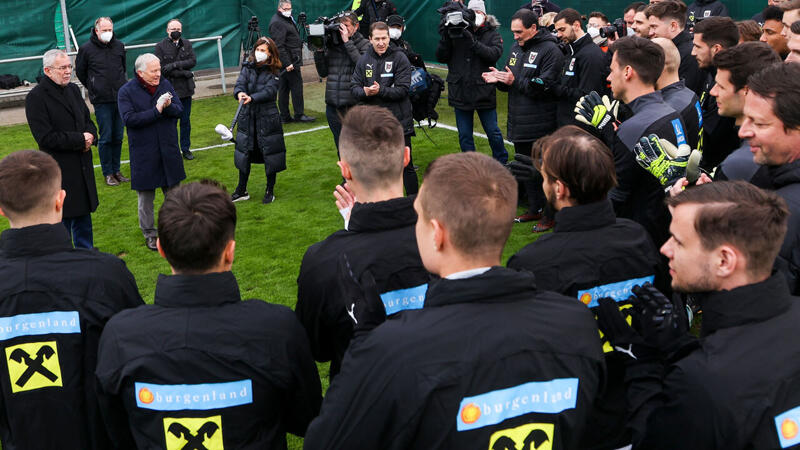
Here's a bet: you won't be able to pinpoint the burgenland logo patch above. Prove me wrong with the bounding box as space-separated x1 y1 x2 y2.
489 422 554 450
456 378 578 432
5 341 63 393
163 415 223 450
135 380 253 411
775 404 800 448
576 275 654 308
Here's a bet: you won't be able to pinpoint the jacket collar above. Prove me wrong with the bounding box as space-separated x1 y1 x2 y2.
553 200 616 233
522 29 555 50
660 79 687 97
767 160 800 189
348 195 417 233
627 90 665 113
89 28 115 48
0 223 74 258
696 274 793 337
425 266 539 308
368 45 395 59
569 33 593 54
153 271 242 308
672 29 692 46
40 77 79 119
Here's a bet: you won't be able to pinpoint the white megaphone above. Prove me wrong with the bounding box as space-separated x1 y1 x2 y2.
215 99 244 141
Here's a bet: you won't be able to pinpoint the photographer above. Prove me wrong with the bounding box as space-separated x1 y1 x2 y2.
354 0 397 39
436 0 508 163
552 8 610 127
313 12 370 152
519 0 562 15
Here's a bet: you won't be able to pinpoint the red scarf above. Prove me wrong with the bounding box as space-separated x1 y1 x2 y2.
136 74 157 95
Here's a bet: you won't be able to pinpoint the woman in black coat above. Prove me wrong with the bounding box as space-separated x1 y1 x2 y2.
232 37 287 204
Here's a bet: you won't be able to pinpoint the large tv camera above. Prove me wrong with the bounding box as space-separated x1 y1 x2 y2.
599 18 627 39
437 1 475 39
299 11 348 50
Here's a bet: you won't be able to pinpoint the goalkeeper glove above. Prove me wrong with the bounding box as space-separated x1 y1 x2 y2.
574 91 620 131
634 134 702 187
506 153 537 183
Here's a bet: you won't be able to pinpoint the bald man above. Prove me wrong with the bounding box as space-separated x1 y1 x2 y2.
653 37 701 149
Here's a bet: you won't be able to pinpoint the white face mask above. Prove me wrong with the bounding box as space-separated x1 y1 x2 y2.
281 9 292 18
99 31 113 43
389 28 402 40
255 51 268 63
627 26 635 36
474 13 485 27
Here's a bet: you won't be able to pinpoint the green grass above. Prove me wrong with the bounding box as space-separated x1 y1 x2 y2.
0 75 539 449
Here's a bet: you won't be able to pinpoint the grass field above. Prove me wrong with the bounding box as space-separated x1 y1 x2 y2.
0 71 541 448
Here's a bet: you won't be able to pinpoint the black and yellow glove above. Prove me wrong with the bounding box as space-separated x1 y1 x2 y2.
574 91 620 131
634 134 702 187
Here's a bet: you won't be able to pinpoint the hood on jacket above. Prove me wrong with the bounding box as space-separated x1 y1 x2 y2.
482 14 500 30
89 27 115 47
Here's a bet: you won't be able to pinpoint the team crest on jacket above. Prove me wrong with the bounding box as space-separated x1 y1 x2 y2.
163 415 223 450
385 61 393 72
5 341 63 393
489 423 554 450
529 52 538 64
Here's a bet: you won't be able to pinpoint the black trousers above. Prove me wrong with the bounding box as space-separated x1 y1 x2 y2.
404 135 418 195
514 141 547 215
279 67 305 120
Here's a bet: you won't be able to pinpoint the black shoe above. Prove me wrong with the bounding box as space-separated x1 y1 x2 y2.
182 150 194 160
145 237 158 251
262 191 275 204
281 116 294 124
295 115 316 123
231 190 250 202
105 175 120 186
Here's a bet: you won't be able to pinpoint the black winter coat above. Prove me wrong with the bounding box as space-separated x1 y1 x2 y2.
661 79 701 149
295 196 429 381
553 33 610 127
351 46 414 136
390 37 425 69
25 77 98 219
154 37 196 98
436 16 504 111
626 275 800 449
314 33 370 108
118 78 186 191
354 0 398 39
96 272 321 449
304 267 604 449
498 30 565 142
233 63 287 175
75 29 127 105
687 0 730 28
0 224 143 450
673 30 704 97
269 13 303 68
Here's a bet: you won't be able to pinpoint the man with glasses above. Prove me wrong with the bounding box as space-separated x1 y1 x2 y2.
25 49 99 249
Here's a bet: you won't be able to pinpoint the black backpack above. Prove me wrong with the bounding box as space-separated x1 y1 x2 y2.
409 67 444 127
0 74 22 90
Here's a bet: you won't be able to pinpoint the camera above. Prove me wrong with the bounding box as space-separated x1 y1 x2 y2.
599 18 627 39
301 12 348 50
437 1 475 39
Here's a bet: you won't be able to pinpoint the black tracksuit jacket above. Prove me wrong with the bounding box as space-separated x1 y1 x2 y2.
698 69 740 170
498 30 565 142
687 0 730 29
0 224 143 450
626 275 800 449
673 30 704 97
95 272 321 449
304 267 605 450
553 33 610 127
508 200 662 449
295 196 429 381
351 46 415 136
661 79 701 150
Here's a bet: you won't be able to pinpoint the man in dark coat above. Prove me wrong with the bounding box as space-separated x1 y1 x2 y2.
26 49 99 249
296 106 429 382
313 12 370 153
269 0 315 123
646 1 704 96
117 53 185 251
154 19 197 161
436 0 508 163
0 150 143 450
351 22 418 195
75 16 129 187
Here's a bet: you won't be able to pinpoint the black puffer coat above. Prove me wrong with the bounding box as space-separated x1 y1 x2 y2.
75 29 127 105
498 29 564 142
436 15 504 110
351 46 414 136
154 37 196 98
233 62 287 175
314 33 370 108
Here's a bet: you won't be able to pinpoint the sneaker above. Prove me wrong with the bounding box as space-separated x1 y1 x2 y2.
262 192 275 204
182 150 194 160
231 190 250 202
105 175 120 186
145 237 158 251
114 172 130 183
532 218 555 233
514 210 542 223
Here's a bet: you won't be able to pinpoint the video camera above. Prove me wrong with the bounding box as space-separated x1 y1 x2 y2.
437 1 475 39
299 11 348 50
599 18 627 39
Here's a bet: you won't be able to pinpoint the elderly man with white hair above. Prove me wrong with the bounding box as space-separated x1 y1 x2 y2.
117 53 185 251
25 49 99 248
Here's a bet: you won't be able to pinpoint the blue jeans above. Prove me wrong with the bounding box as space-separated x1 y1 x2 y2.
94 103 124 176
179 96 192 153
454 107 508 164
62 214 93 249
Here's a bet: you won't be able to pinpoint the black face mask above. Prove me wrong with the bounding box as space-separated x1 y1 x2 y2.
170 31 181 40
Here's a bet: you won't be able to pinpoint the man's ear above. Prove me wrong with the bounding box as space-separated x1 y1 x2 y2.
0 206 6 220
431 218 446 252
338 160 353 181
223 239 236 266
555 179 570 201
403 146 411 168
55 189 66 214
156 238 167 260
715 244 740 278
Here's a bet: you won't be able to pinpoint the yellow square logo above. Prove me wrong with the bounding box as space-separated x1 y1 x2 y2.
488 422 554 450
5 341 63 393
509 58 517 67
163 415 224 450
366 69 373 78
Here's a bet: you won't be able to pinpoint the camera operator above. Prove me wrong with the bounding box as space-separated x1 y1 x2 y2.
587 12 611 50
519 0 562 15
435 0 508 164
387 15 425 69
483 9 564 229
313 12 370 153
552 8 610 127
353 0 397 39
